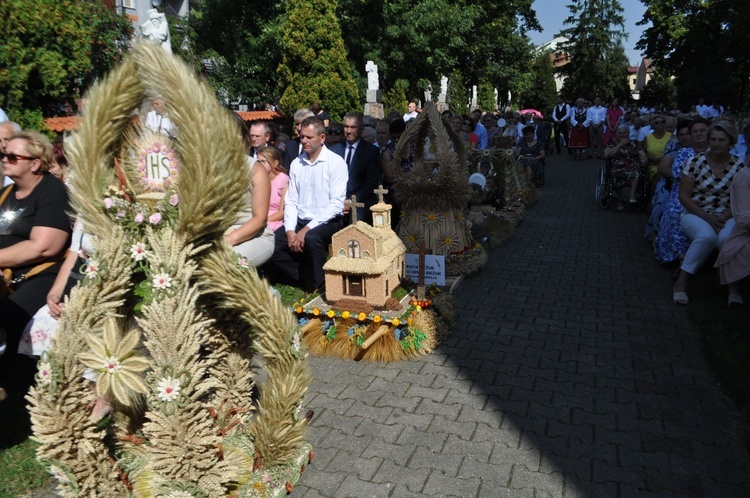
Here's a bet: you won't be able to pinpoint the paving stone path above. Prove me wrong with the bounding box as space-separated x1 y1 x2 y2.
294 153 750 497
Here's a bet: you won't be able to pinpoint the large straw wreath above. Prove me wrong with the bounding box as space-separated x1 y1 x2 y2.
27 42 312 497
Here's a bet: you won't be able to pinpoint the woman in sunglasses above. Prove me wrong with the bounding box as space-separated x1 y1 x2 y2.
0 130 72 399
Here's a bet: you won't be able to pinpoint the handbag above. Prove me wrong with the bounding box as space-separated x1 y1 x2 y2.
0 185 66 300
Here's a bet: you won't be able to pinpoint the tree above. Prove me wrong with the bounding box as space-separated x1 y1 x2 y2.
477 78 496 112
382 79 408 116
0 0 131 121
447 69 468 115
639 70 675 108
556 0 630 102
518 52 558 112
637 0 750 108
277 0 359 120
185 0 284 107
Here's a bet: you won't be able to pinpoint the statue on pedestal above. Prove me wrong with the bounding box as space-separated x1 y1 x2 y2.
141 9 172 54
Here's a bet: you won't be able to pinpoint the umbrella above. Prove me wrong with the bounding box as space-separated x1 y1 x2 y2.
520 109 542 119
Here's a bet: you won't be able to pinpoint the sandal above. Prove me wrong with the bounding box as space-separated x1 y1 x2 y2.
728 294 744 308
673 291 689 306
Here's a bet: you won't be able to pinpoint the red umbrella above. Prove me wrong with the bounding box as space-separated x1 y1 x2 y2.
520 109 542 119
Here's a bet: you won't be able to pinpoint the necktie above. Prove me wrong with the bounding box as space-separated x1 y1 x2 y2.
346 145 354 167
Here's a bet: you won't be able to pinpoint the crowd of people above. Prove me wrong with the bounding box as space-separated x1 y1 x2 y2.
545 96 750 308
1 94 749 402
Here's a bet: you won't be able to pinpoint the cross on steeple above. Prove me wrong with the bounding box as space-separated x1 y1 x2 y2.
373 184 388 204
346 194 365 224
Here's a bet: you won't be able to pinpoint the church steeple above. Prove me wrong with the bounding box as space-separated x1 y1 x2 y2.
371 185 391 229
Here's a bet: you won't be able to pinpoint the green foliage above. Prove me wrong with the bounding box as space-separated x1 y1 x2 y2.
0 440 48 496
557 0 630 102
477 78 496 112
277 0 360 121
0 0 131 116
187 0 284 106
637 0 750 108
7 109 53 138
518 52 558 112
383 79 409 116
447 69 468 115
639 70 675 107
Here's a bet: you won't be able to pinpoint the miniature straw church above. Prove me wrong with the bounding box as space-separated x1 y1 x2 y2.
323 186 406 308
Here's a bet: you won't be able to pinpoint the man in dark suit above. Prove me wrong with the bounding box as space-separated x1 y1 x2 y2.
330 112 382 224
282 108 315 171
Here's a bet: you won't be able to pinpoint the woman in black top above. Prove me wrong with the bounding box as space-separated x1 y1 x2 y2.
0 130 72 396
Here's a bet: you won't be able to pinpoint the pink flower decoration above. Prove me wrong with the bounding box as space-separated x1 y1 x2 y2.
134 213 144 223
169 194 179 206
116 210 126 219
104 197 113 209
149 212 162 225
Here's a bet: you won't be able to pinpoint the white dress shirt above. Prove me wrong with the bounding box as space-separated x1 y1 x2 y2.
284 145 348 232
584 105 606 127
552 104 570 123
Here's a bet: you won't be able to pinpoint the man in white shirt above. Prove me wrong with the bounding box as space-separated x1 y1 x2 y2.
552 95 571 154
144 97 174 137
403 101 418 122
267 116 348 292
585 96 606 158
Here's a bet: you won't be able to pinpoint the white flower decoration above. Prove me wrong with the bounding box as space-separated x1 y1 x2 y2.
238 257 249 269
49 465 70 484
78 319 149 406
130 242 150 261
292 332 302 352
166 492 194 498
37 362 53 386
152 272 172 290
157 376 182 402
83 259 101 280
104 356 121 374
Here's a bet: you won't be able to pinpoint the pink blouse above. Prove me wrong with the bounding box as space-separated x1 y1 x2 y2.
267 172 289 232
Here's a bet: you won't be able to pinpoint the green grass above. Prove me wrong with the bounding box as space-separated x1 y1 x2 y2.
687 268 750 423
0 439 49 497
274 283 308 307
0 360 50 497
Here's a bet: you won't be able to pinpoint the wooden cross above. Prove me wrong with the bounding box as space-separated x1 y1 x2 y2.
346 194 365 224
373 184 388 204
414 240 432 300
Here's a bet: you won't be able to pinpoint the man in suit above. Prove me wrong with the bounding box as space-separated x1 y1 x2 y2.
331 112 382 224
552 95 571 154
282 108 315 171
248 122 272 159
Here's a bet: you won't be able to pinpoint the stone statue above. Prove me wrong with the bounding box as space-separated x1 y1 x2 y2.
141 9 172 54
424 84 432 103
366 61 379 91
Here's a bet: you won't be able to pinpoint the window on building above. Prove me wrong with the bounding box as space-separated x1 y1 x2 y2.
348 240 360 258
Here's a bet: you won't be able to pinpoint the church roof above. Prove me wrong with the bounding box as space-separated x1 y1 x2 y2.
324 222 405 275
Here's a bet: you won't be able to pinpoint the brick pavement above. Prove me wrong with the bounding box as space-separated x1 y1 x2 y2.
294 153 750 497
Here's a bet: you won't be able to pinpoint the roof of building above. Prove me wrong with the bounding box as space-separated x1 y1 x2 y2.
236 110 284 122
45 116 82 132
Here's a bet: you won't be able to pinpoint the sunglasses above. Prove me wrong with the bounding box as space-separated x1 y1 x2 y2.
1 151 36 164
328 129 342 136
653 120 665 125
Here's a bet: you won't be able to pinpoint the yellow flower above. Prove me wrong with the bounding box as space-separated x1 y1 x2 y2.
407 317 413 325
295 306 303 314
313 308 320 316
416 305 422 312
373 315 382 323
392 318 400 326
342 311 351 319
326 310 335 318
357 312 366 321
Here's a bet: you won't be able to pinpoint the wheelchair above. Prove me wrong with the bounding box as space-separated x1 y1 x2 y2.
594 159 649 210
